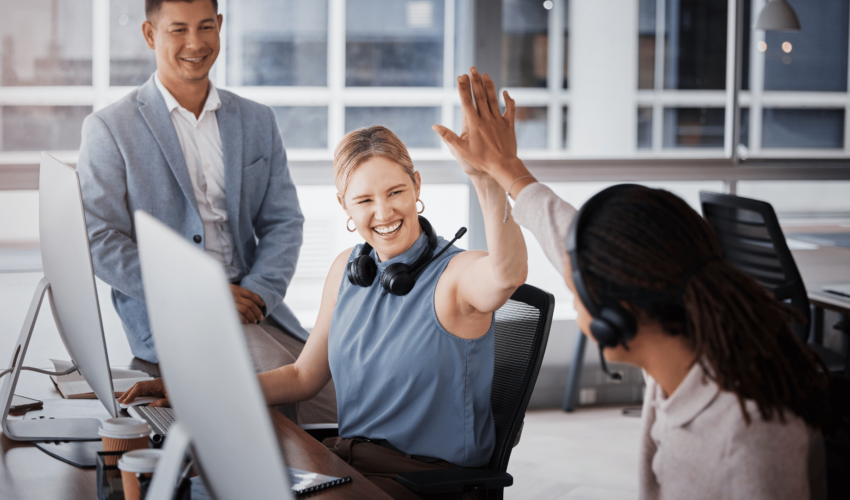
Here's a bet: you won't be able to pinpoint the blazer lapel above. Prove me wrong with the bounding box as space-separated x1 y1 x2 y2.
137 76 200 216
216 91 243 248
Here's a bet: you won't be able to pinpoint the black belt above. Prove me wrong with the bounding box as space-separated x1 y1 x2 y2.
353 437 440 463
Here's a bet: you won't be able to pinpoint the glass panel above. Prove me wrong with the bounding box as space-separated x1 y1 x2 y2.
0 0 93 86
110 0 156 86
638 0 656 89
664 0 727 90
345 107 441 148
637 107 653 149
0 106 91 151
272 107 328 149
346 0 444 87
737 181 850 223
562 106 568 149
563 0 569 89
763 1 848 91
662 107 724 148
762 109 844 149
739 107 749 148
502 0 548 88
516 107 547 149
227 0 328 86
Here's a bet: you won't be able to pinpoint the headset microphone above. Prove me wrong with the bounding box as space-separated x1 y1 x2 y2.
598 345 623 381
410 227 467 281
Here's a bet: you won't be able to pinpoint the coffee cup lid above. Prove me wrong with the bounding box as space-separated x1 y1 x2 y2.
98 417 151 439
118 449 164 473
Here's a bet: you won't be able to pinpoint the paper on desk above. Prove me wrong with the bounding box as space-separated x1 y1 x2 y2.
49 359 154 399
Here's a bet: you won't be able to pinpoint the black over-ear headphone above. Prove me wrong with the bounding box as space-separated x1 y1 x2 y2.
567 184 641 379
347 216 467 296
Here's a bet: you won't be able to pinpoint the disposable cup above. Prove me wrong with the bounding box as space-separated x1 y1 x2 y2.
98 418 151 464
118 449 164 500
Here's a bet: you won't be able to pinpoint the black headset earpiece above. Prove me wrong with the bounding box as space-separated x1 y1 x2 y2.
347 242 378 287
567 184 641 379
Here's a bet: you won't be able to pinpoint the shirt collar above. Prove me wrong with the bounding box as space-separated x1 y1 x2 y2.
657 361 720 428
154 71 222 116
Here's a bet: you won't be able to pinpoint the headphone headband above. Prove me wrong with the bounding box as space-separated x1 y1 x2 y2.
567 184 642 353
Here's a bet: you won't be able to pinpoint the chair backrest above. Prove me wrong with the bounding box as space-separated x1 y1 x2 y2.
488 284 554 472
699 191 810 341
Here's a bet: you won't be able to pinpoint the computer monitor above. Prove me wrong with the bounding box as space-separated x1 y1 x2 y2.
135 211 292 499
0 152 117 441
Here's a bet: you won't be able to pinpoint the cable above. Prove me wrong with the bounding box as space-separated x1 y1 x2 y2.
0 365 78 379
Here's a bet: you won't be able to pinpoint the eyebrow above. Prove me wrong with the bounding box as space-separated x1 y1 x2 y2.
350 183 407 201
168 18 216 27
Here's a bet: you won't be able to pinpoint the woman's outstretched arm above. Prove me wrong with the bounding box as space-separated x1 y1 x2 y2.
432 68 528 323
434 68 577 278
258 248 349 405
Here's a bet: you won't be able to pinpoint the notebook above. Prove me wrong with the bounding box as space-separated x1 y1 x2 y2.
49 359 154 399
288 468 351 495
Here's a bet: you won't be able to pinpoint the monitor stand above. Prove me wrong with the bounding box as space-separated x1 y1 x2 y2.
1 277 103 441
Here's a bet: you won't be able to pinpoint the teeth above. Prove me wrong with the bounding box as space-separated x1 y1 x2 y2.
373 220 402 235
183 57 204 62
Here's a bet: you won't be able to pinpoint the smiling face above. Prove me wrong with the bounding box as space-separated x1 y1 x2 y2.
143 0 221 87
339 156 422 262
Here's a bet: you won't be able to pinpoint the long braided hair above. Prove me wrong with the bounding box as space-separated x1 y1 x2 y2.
578 185 830 428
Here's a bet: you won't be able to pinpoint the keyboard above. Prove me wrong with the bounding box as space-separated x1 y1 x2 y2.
127 405 176 444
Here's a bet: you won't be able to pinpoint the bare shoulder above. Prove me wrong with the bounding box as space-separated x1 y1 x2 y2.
443 249 487 270
328 247 355 281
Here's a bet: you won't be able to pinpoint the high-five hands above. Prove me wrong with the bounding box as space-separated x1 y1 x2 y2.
433 67 537 200
230 284 265 324
118 378 169 408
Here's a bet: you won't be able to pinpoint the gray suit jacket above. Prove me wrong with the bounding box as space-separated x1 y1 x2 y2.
78 75 307 363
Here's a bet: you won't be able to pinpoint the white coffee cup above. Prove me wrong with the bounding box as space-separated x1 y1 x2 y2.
118 448 164 500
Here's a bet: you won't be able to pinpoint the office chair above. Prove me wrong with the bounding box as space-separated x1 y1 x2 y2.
303 284 554 499
699 191 847 374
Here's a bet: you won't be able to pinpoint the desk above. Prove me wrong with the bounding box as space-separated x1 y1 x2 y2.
0 362 391 500
792 244 850 316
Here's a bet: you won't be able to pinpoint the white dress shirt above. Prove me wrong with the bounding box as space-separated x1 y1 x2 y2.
154 73 240 280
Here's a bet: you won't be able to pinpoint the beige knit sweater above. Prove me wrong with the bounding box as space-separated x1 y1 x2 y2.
511 181 826 500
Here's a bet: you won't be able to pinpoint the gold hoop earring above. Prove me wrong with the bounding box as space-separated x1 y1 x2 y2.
346 217 356 232
416 199 425 214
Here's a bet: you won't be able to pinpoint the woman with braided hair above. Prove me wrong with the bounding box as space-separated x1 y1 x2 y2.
433 68 830 499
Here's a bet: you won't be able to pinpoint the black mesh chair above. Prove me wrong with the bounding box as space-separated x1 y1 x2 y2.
303 284 554 499
699 191 846 372
395 284 554 499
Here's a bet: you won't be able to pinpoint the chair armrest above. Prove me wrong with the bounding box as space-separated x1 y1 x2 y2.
396 469 513 494
298 423 339 442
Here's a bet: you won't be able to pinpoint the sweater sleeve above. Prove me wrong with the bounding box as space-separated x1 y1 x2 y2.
510 182 578 277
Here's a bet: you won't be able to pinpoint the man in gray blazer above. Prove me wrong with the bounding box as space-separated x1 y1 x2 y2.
77 0 335 423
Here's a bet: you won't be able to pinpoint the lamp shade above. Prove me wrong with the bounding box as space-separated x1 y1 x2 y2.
755 0 801 31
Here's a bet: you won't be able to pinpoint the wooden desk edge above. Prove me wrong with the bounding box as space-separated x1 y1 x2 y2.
268 410 392 499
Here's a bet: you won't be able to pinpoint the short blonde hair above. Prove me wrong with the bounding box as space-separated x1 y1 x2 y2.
333 126 417 199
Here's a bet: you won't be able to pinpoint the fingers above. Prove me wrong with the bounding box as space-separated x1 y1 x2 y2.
148 398 170 408
231 285 265 308
432 125 462 148
503 90 516 126
469 68 493 120
483 74 501 119
457 74 478 120
118 383 141 404
237 297 263 323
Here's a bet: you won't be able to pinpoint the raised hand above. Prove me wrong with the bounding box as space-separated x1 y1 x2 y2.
433 67 536 199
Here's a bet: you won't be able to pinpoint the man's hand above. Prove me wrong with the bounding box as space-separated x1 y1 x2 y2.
432 67 536 199
118 378 170 408
230 284 265 324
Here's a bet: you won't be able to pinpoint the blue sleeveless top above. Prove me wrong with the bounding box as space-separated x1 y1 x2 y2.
328 232 495 467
